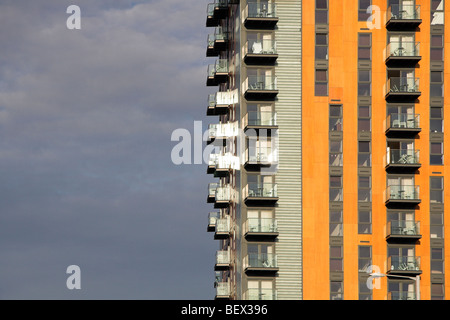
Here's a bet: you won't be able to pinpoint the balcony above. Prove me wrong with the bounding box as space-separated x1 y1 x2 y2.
207 212 219 232
207 59 229 86
206 27 228 57
385 149 421 172
244 218 278 240
214 216 231 239
244 183 278 205
244 289 277 300
384 77 421 101
245 147 278 169
207 122 238 145
214 154 239 177
207 183 219 203
244 2 278 29
387 291 417 300
215 281 231 300
214 185 232 208
244 76 278 100
215 250 231 271
243 111 277 131
386 220 421 241
244 253 278 274
207 91 234 116
206 1 229 27
244 40 278 65
384 113 421 136
207 153 219 174
385 185 421 206
387 256 422 275
386 4 421 30
385 41 421 67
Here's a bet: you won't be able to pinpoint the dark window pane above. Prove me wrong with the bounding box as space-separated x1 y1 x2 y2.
431 142 443 154
315 46 328 59
431 71 443 83
431 177 443 189
431 35 443 47
358 47 371 60
316 70 327 81
359 105 370 117
430 84 443 97
430 119 443 132
315 10 328 24
430 155 443 165
430 48 443 61
358 119 371 131
358 34 371 46
316 33 328 45
359 141 370 153
358 83 371 96
315 82 328 96
316 0 328 9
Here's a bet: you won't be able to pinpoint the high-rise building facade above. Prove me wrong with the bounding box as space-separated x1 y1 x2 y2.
205 0 449 300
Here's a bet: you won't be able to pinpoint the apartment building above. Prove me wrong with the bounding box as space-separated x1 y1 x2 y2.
204 0 449 300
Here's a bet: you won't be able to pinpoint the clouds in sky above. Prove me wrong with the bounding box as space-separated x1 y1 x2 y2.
0 0 216 299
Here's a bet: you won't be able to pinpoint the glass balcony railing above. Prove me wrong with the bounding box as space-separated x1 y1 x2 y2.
385 185 420 202
245 2 277 19
245 253 277 269
385 77 420 95
387 220 421 237
215 282 230 297
216 250 230 265
215 185 232 202
244 39 277 56
208 183 219 198
387 4 421 21
208 122 238 139
245 76 277 91
246 148 278 165
385 113 420 131
388 256 421 273
216 217 230 234
246 218 278 234
243 111 277 127
208 59 229 77
388 291 417 300
385 41 420 58
245 289 277 300
386 149 420 166
207 3 215 16
245 183 278 199
208 212 219 229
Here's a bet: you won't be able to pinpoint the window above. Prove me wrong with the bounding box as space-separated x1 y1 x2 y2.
315 0 328 24
330 176 343 202
431 0 445 25
329 140 343 166
430 71 444 97
430 177 444 203
430 212 444 239
358 0 371 21
358 246 372 272
431 248 444 274
358 70 371 96
358 141 371 167
358 210 372 234
358 105 371 132
330 281 343 300
329 105 343 132
359 276 372 300
330 210 343 237
430 142 444 165
358 176 371 202
431 283 445 300
358 33 372 61
330 245 343 272
315 69 328 96
430 107 443 133
315 33 328 60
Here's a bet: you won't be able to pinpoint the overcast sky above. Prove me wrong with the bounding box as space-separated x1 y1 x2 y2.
0 0 216 299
